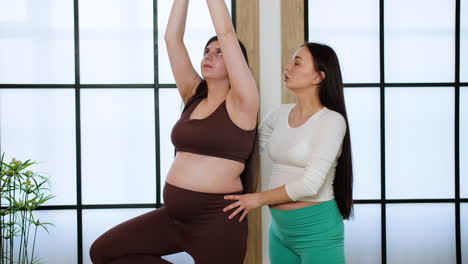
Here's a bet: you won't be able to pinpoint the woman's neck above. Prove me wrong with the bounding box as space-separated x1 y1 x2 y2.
205 78 230 105
293 87 323 117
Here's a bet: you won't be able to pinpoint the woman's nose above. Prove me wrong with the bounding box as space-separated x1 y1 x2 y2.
204 52 214 61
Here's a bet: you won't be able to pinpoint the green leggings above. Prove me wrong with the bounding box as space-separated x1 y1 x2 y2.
268 199 345 264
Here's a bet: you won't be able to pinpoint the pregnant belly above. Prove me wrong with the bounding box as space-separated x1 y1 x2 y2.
165 152 244 194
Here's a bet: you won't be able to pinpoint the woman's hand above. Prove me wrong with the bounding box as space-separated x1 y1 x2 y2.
223 193 263 222
223 187 291 222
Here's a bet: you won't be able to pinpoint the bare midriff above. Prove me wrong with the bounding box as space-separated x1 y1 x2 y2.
165 151 244 194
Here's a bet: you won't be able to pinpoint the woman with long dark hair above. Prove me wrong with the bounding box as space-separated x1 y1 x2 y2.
89 0 258 263
224 42 353 264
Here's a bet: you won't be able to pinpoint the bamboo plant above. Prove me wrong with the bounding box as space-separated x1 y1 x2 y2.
0 153 55 264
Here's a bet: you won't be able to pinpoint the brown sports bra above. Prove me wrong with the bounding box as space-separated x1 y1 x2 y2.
171 97 257 164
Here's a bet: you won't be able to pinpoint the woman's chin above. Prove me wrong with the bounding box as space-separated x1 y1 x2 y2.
284 82 295 90
203 74 229 81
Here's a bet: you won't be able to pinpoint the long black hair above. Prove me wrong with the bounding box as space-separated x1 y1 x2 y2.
302 42 354 219
181 36 258 194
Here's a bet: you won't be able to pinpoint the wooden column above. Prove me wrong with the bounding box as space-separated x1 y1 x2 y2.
281 0 305 104
235 1 261 264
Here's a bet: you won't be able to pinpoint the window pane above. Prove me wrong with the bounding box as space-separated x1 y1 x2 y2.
79 0 154 84
0 89 77 205
345 204 381 264
157 0 232 84
82 208 153 264
461 0 468 82
159 88 183 202
81 89 156 204
462 88 468 198
19 210 78 264
387 204 456 264
462 203 468 264
385 0 454 82
308 0 379 83
0 0 75 83
343 88 381 199
385 87 454 199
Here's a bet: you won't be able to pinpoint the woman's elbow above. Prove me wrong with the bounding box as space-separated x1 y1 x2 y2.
164 31 183 44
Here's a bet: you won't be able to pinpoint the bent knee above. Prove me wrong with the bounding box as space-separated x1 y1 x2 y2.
89 235 113 263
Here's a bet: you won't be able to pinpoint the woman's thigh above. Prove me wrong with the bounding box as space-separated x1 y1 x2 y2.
89 207 183 263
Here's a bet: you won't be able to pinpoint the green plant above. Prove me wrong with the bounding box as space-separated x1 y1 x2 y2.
0 153 55 264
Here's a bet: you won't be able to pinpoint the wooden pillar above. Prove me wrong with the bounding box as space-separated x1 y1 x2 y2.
236 0 306 262
235 1 261 264
281 0 305 104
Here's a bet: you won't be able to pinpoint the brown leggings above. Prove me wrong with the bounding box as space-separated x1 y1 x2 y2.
89 183 248 264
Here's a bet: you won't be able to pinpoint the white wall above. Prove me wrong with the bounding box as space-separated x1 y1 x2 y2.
259 1 282 263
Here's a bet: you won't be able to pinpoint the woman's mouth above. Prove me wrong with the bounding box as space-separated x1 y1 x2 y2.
203 64 213 69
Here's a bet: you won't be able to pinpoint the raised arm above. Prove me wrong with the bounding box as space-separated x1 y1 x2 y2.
164 0 201 104
206 0 259 118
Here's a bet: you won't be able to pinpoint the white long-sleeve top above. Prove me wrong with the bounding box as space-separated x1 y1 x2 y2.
259 104 346 202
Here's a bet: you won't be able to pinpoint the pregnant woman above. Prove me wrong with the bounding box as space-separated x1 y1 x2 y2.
89 0 258 263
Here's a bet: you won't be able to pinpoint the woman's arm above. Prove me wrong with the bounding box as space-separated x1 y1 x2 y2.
164 0 201 104
206 0 259 123
285 114 346 201
224 113 347 221
258 106 281 153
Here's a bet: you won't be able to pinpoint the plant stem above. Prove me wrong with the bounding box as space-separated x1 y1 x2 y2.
30 225 38 264
9 176 13 264
24 212 32 264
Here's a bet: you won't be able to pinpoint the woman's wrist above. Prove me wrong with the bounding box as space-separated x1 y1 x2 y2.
257 192 267 207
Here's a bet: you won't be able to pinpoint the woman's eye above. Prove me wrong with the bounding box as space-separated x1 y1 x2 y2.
217 51 223 56
294 62 299 65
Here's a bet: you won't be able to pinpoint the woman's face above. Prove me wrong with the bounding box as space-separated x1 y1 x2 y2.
200 40 228 80
283 46 324 91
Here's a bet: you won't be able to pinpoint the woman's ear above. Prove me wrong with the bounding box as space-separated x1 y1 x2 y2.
319 71 326 80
